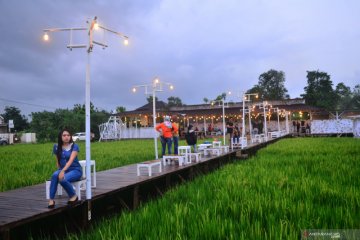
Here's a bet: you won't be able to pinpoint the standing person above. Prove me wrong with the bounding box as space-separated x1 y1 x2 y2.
233 124 240 143
296 121 301 136
185 125 197 152
172 116 180 155
292 121 296 132
48 128 82 208
258 119 263 134
226 117 234 144
156 116 178 156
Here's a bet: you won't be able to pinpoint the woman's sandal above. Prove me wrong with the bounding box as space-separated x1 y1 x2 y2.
67 196 78 205
48 200 55 209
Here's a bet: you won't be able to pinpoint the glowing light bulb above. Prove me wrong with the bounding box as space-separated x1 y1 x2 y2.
43 33 49 41
94 23 99 30
124 39 129 46
132 87 136 93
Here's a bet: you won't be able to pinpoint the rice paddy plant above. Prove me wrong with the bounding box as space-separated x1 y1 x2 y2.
63 138 359 240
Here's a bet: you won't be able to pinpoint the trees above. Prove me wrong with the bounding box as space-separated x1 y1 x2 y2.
334 82 352 110
301 70 337 110
248 69 289 100
167 96 183 107
302 71 359 110
215 93 227 101
29 104 110 142
203 98 209 104
350 84 360 110
146 96 158 104
116 106 126 113
1 106 29 132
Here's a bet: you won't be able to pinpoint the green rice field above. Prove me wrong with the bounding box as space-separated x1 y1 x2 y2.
1 138 359 239
62 138 359 240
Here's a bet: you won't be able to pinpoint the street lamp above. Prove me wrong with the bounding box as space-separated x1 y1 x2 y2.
132 77 173 159
257 101 270 140
43 16 128 202
210 91 231 145
241 92 258 148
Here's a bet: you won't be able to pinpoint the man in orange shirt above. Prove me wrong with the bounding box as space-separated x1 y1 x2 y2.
155 116 178 156
172 115 180 155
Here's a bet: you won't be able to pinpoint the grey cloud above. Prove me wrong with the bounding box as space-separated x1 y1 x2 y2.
1 0 359 117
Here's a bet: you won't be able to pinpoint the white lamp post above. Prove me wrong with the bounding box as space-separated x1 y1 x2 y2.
43 16 128 202
211 91 231 145
203 117 207 136
269 107 281 132
132 78 173 159
285 111 290 133
241 93 258 148
257 101 270 140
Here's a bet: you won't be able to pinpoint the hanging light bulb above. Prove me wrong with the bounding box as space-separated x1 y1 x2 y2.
43 32 49 41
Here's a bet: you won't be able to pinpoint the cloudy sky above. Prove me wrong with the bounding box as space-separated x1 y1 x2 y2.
0 0 359 118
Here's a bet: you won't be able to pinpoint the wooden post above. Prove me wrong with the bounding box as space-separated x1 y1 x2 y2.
133 185 139 209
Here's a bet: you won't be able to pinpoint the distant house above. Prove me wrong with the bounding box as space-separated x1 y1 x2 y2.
0 116 8 133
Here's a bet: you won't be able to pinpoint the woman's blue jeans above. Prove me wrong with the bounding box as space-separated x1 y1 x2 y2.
160 137 173 155
49 168 82 199
173 136 179 154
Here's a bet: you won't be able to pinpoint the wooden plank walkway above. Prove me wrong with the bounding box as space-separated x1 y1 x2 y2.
0 136 286 239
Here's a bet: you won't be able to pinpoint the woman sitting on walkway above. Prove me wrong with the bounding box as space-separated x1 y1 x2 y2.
48 128 82 209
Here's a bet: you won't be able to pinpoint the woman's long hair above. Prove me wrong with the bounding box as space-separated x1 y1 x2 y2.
56 128 74 162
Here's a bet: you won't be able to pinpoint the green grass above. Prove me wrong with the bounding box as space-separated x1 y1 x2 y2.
59 138 359 240
0 139 194 192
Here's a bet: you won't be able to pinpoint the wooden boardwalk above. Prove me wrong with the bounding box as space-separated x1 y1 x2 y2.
0 136 284 239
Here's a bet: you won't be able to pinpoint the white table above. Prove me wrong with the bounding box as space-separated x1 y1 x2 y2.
212 141 222 148
198 143 212 150
162 155 185 166
178 146 191 164
137 160 162 176
203 148 221 157
218 145 229 154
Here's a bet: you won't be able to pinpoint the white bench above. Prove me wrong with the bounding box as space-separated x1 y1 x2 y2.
188 152 202 163
46 177 86 200
218 145 229 154
79 160 96 188
268 131 281 139
252 134 263 143
137 160 162 176
203 148 221 157
162 155 185 166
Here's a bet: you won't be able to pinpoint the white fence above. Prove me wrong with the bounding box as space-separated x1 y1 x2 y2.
0 133 36 144
120 127 159 139
311 119 353 134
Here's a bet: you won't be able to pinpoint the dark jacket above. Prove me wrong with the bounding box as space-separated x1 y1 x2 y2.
185 130 197 145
